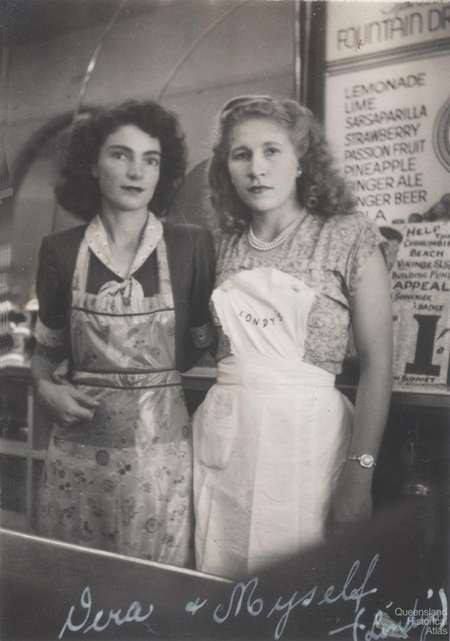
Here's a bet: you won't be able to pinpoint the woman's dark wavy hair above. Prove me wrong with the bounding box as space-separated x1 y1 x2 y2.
55 100 187 220
209 95 356 234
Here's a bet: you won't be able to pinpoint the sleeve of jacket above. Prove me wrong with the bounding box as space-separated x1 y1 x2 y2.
34 235 69 349
189 226 216 350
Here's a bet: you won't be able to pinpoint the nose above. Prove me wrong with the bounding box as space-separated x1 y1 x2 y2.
127 159 144 179
248 152 266 178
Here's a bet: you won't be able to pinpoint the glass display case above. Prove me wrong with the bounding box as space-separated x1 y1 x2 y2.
0 366 47 531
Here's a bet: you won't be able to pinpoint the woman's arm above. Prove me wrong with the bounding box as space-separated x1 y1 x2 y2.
32 344 98 426
32 235 98 426
332 248 393 525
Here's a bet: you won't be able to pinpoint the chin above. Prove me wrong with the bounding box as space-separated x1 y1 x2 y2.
117 199 150 212
248 204 279 215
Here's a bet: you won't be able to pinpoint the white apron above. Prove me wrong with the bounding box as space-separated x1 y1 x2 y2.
194 266 352 579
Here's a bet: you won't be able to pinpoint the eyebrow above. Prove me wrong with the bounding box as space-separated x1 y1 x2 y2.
230 140 283 150
107 144 161 156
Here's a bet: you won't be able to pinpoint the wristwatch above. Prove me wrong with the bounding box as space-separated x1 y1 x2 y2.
348 454 376 469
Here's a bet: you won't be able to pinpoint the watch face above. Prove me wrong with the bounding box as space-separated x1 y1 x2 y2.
360 454 375 468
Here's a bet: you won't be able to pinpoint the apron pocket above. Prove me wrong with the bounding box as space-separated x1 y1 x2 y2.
194 386 237 470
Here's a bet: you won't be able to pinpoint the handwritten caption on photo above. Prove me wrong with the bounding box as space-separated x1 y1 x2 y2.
59 553 447 640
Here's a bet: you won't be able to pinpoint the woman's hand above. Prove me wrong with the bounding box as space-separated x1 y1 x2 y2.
330 463 373 531
36 379 99 427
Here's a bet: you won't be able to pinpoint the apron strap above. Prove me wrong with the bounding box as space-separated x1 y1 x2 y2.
154 233 175 309
72 236 91 294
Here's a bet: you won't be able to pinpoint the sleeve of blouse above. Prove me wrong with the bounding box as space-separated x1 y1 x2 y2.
35 236 68 349
345 217 389 299
189 227 216 349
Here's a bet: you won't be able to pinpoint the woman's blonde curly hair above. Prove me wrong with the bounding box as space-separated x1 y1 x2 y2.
208 95 356 234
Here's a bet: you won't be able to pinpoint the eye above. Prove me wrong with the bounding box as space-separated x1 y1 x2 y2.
145 156 160 167
230 150 250 161
265 146 280 157
110 150 127 160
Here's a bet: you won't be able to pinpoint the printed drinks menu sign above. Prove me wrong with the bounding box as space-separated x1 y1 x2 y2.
325 2 450 227
391 221 450 392
325 54 450 227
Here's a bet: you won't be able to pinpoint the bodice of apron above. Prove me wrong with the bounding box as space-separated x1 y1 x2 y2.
212 266 334 387
70 232 179 387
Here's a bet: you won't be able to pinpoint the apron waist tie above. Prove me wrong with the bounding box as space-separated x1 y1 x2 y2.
216 355 335 389
72 368 182 389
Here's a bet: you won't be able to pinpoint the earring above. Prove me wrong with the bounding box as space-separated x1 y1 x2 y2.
297 165 302 177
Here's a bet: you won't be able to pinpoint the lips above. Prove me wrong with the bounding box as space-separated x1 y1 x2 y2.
248 185 272 193
121 185 144 193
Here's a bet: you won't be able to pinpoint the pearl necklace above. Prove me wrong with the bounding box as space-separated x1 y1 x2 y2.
247 216 304 252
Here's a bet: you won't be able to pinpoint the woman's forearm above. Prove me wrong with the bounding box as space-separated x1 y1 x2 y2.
31 343 98 424
347 249 393 465
348 354 392 461
331 353 392 524
31 343 67 391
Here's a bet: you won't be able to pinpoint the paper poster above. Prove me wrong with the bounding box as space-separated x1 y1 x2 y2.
391 221 450 392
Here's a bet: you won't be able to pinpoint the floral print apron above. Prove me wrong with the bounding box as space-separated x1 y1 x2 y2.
37 216 192 566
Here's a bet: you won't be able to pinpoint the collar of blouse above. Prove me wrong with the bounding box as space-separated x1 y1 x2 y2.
84 212 163 279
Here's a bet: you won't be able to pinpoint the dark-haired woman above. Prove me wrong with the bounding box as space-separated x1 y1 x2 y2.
32 100 214 565
193 96 392 578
